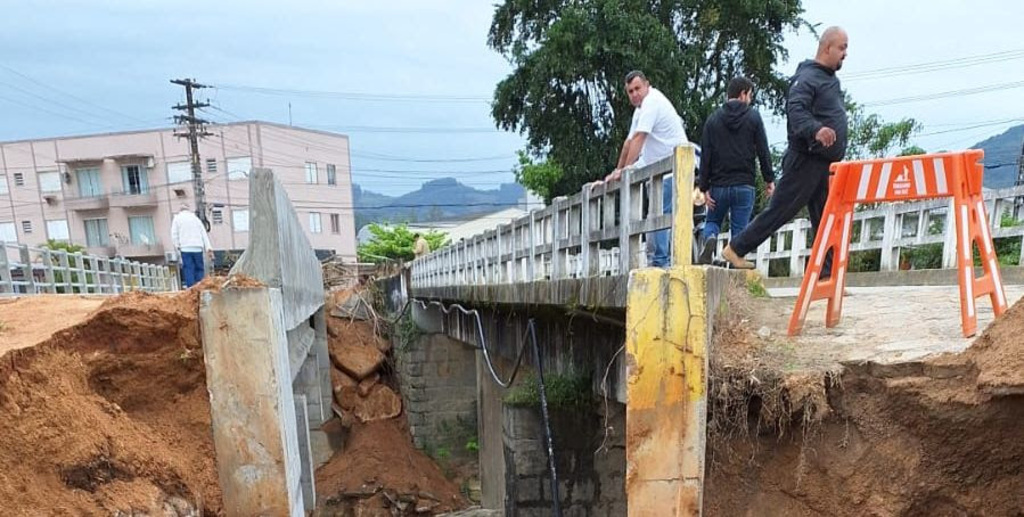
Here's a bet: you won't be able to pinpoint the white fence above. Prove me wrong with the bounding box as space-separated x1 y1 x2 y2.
410 147 1024 286
411 148 688 288
0 241 178 294
735 184 1024 277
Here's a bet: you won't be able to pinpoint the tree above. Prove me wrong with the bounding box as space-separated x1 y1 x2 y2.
514 150 564 203
489 0 807 198
357 224 448 263
42 239 85 254
844 97 922 160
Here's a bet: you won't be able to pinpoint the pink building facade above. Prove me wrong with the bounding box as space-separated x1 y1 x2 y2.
0 121 356 263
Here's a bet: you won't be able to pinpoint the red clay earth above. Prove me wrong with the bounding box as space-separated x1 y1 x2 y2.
0 280 465 516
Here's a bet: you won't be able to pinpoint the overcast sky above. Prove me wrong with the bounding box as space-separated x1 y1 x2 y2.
1 1 1020 196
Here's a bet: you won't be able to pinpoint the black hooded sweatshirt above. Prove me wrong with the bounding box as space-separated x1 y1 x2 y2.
698 99 774 192
786 59 849 163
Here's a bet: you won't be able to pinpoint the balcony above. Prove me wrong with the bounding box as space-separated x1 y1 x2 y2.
65 195 110 211
109 190 159 208
85 245 117 257
116 242 164 258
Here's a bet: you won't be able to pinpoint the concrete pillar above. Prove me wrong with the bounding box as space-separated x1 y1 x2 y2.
199 287 304 517
477 353 507 511
625 266 719 517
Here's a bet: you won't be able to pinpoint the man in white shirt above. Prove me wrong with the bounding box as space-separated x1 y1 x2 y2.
170 203 213 288
603 70 689 266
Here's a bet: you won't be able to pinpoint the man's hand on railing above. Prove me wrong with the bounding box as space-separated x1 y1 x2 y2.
603 168 623 183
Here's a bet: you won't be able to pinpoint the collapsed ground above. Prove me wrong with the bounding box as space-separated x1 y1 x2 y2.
0 280 467 516
704 275 1024 516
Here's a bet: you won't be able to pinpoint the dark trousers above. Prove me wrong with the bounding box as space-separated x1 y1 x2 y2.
729 149 833 276
181 251 205 288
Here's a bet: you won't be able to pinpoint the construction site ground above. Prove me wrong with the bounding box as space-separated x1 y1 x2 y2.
2 278 1024 515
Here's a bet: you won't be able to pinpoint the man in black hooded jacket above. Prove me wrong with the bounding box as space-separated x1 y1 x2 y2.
697 76 775 264
722 26 849 275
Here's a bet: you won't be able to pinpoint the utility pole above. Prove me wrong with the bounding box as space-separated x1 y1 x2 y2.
171 78 213 228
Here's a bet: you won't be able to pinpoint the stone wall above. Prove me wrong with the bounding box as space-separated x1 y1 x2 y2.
502 401 626 516
397 332 479 452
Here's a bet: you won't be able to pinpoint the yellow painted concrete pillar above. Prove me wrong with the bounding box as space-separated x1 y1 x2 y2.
626 144 708 516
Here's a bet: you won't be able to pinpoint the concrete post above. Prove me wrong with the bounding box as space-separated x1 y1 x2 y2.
880 205 898 271
199 287 304 517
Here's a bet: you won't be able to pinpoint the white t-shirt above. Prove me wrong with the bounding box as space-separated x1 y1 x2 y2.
629 87 689 168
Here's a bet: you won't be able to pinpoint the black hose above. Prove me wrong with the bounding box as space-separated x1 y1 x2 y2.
529 320 563 517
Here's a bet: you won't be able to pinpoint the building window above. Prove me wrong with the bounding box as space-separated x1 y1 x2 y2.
227 156 252 181
309 212 322 234
233 209 249 232
0 222 16 243
121 165 149 195
167 161 192 184
22 220 32 234
46 219 70 241
84 218 109 247
212 208 224 225
0 175 8 195
305 162 318 184
206 158 218 173
128 216 156 245
327 164 337 186
13 173 24 186
38 171 62 193
330 213 340 234
76 168 103 197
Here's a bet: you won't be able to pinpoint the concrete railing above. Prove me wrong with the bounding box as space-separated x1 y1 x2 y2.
729 184 1024 277
199 168 333 516
411 146 694 288
411 155 1024 285
0 241 178 295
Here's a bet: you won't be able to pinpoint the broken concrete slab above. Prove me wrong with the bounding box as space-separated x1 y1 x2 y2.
329 340 385 380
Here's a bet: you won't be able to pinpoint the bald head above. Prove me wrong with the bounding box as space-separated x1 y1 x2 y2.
816 26 848 71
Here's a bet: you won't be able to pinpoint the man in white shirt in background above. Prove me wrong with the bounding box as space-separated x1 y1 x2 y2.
603 70 689 267
171 203 213 288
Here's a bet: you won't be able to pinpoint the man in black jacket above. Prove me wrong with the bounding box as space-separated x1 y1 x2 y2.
722 26 849 273
697 76 775 264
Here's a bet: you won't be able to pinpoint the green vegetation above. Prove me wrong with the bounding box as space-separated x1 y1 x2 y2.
357 223 447 263
504 371 592 410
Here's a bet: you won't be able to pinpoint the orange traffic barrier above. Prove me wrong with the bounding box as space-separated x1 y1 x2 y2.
789 150 1008 337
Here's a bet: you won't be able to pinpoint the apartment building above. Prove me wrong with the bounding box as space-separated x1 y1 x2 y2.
0 121 356 263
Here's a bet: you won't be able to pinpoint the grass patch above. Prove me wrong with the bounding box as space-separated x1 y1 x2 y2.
746 275 769 298
504 371 592 410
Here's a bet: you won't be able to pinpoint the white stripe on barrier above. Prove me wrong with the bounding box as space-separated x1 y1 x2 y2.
933 158 948 195
875 162 893 200
815 214 835 267
857 163 873 201
840 211 852 260
960 204 975 319
990 258 1007 308
800 271 819 319
834 267 846 318
912 160 927 196
976 201 994 255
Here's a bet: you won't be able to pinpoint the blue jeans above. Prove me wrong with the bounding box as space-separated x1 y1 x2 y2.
649 176 673 267
181 251 205 288
703 185 756 240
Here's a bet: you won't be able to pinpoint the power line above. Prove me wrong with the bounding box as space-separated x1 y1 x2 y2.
0 63 154 124
864 80 1024 107
844 48 1024 81
210 83 490 103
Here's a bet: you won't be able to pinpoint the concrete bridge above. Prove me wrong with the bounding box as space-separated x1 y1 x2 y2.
401 146 1024 516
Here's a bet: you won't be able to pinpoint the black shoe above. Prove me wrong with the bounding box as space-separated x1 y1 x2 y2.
698 239 716 265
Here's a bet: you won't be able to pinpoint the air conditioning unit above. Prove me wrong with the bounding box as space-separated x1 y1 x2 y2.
165 251 179 264
62 172 72 184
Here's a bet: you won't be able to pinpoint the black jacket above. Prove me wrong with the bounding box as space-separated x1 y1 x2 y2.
787 59 849 162
698 100 774 192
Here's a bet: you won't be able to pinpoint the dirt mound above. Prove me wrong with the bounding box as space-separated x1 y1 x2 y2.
0 288 218 515
316 418 466 515
705 286 1024 516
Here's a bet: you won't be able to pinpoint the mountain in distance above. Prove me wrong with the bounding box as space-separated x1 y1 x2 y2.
354 178 526 228
970 123 1023 189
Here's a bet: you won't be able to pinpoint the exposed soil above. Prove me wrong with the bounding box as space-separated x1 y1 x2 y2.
0 295 105 355
0 279 466 516
704 276 1024 516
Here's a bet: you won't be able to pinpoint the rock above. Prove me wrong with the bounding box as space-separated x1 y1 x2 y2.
337 386 361 411
357 373 380 397
758 326 772 339
331 367 358 394
353 384 402 422
329 340 385 380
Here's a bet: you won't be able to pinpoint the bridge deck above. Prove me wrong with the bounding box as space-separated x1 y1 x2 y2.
754 285 1024 369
